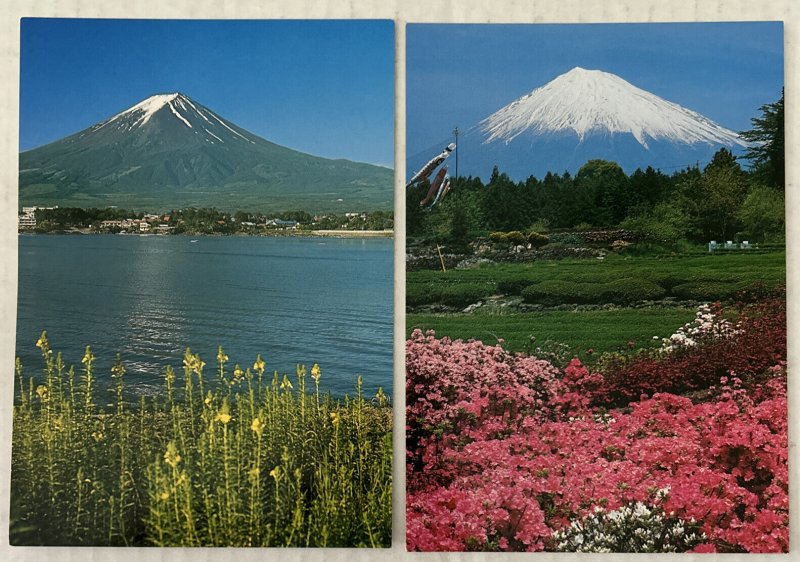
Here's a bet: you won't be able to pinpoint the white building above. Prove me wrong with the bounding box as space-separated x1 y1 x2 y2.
18 206 56 228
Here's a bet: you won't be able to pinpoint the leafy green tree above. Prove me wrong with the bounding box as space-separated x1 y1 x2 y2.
575 160 629 226
538 171 574 228
482 166 522 231
628 166 669 209
621 201 692 245
447 203 471 251
740 90 784 190
406 183 429 238
737 185 785 242
698 149 750 241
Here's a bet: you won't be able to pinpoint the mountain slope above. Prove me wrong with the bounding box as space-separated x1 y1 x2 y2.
410 67 748 181
20 93 393 212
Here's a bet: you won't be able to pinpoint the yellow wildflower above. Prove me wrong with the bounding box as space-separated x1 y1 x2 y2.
159 492 170 501
92 431 104 442
183 349 205 375
269 467 281 480
280 375 293 390
253 355 265 375
233 364 244 380
216 346 228 364
111 361 126 379
311 363 321 382
81 347 94 365
35 385 48 400
164 441 181 468
250 417 264 436
35 332 46 349
214 398 232 424
330 411 341 427
248 467 260 481
204 392 213 406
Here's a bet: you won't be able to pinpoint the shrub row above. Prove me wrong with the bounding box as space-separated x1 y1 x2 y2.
576 229 638 243
412 278 780 307
407 282 496 307
670 281 752 301
521 278 666 306
497 277 781 305
489 231 550 248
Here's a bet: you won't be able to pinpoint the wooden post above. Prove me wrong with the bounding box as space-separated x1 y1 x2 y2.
436 243 447 273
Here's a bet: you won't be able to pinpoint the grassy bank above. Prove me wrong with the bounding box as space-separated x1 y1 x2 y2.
408 307 697 360
11 334 392 547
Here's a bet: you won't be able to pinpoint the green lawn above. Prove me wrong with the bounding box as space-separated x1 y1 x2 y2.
407 307 698 360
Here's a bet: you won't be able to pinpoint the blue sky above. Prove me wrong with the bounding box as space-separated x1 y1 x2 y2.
20 19 394 167
407 22 783 157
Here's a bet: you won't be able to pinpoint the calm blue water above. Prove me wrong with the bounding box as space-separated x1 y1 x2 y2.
16 234 393 398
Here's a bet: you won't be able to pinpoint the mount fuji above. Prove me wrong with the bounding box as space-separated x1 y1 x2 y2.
20 93 393 212
411 67 749 181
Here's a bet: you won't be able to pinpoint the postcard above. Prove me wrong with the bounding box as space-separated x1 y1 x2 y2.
405 22 786 553
11 18 394 547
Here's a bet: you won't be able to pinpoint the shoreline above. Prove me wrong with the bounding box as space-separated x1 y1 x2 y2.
19 228 394 239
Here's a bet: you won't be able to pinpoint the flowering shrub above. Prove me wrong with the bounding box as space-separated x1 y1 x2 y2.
660 302 739 352
523 336 575 369
406 330 787 553
598 296 785 405
552 494 708 553
406 329 560 480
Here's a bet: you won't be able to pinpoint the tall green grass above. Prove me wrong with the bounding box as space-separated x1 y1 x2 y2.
10 333 392 547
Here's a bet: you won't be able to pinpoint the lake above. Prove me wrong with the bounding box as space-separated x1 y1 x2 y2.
16 234 393 398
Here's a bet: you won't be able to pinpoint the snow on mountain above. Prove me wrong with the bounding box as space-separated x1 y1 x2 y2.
406 67 749 181
95 93 185 130
89 92 256 145
480 67 747 149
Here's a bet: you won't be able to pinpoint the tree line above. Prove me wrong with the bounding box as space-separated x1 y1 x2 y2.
27 207 393 234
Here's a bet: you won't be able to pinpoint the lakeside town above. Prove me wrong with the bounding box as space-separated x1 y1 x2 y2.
18 206 394 236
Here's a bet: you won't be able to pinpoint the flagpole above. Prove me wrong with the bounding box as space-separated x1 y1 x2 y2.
453 126 459 179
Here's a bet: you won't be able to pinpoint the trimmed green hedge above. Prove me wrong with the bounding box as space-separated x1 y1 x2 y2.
440 283 495 307
670 281 750 301
497 276 537 295
521 280 591 306
521 278 665 306
406 283 442 306
597 278 666 305
407 282 495 307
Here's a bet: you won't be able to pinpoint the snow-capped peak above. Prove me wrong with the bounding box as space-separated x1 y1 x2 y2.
479 67 747 149
88 92 256 145
95 93 190 130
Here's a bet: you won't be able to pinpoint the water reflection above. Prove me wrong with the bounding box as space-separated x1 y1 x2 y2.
16 235 393 397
